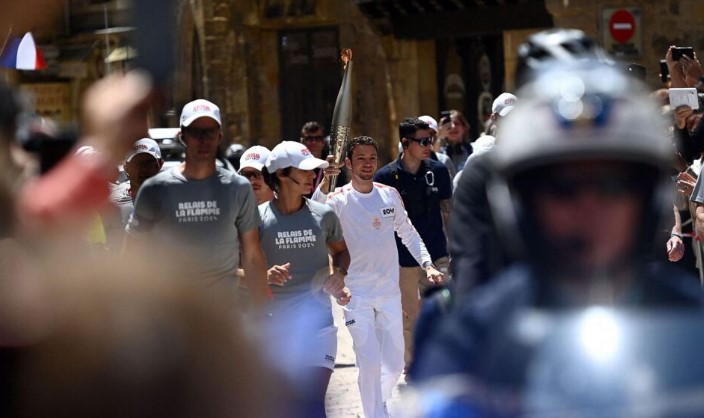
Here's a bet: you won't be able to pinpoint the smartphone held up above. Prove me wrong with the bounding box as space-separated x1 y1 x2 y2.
659 59 669 83
439 110 451 126
672 47 695 62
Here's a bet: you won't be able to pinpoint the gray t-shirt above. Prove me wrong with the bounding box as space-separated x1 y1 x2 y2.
126 166 260 286
259 198 344 328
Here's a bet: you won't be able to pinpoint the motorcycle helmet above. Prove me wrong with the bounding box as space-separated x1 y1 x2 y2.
489 61 673 267
515 28 614 88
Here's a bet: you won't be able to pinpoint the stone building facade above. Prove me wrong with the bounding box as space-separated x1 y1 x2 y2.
182 0 704 160
543 0 704 89
4 0 703 162
176 0 436 161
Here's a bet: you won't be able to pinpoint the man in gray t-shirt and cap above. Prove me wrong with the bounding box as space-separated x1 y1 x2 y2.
125 99 269 306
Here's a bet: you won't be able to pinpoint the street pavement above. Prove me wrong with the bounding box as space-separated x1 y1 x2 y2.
326 302 407 417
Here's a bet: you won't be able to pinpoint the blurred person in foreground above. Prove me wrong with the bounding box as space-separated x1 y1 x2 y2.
14 72 153 238
259 141 351 417
0 248 286 418
0 74 288 417
443 28 616 300
0 72 157 358
409 62 704 416
124 99 269 309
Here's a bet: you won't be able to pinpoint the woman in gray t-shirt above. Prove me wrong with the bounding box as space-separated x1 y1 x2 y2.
258 141 351 416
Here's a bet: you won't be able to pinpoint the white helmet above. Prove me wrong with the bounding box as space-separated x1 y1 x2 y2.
488 61 674 260
515 28 614 88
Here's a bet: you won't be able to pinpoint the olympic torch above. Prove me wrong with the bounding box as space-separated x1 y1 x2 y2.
327 49 353 190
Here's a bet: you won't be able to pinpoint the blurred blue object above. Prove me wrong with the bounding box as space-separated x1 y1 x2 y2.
407 308 704 418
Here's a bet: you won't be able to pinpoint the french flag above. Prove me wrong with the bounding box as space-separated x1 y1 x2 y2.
0 32 47 70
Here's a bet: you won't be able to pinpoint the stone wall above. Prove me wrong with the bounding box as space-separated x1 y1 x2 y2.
177 0 436 161
382 38 438 159
501 1 704 92
3 1 65 40
188 0 704 155
544 0 704 88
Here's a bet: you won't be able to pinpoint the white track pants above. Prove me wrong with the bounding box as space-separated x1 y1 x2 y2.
344 294 404 418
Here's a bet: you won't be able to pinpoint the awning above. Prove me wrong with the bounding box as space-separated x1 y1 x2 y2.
356 0 553 39
104 46 138 63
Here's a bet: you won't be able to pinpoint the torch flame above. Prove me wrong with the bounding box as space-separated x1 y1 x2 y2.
341 48 352 68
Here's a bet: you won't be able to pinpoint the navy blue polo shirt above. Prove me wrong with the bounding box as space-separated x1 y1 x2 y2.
374 156 452 267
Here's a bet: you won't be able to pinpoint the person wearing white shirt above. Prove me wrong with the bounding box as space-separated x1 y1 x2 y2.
314 136 444 418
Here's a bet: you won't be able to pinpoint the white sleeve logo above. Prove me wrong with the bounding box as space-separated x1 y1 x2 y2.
380 206 395 218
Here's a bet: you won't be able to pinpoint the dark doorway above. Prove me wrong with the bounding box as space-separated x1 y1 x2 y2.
436 35 505 140
279 27 341 142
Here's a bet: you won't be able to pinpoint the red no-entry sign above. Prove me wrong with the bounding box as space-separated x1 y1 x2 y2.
602 7 642 57
609 9 636 44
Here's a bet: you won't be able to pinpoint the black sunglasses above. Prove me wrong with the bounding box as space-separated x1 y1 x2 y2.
240 170 263 180
407 136 435 147
302 135 325 142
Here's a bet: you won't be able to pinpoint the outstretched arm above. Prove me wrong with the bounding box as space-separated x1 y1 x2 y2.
18 72 153 230
667 205 685 262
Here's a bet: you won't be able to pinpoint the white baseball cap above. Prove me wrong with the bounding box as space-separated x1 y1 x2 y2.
239 145 270 172
265 141 329 172
418 115 438 133
492 93 518 117
126 138 162 162
180 99 222 127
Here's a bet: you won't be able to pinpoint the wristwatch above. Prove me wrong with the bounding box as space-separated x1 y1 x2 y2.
422 260 436 271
